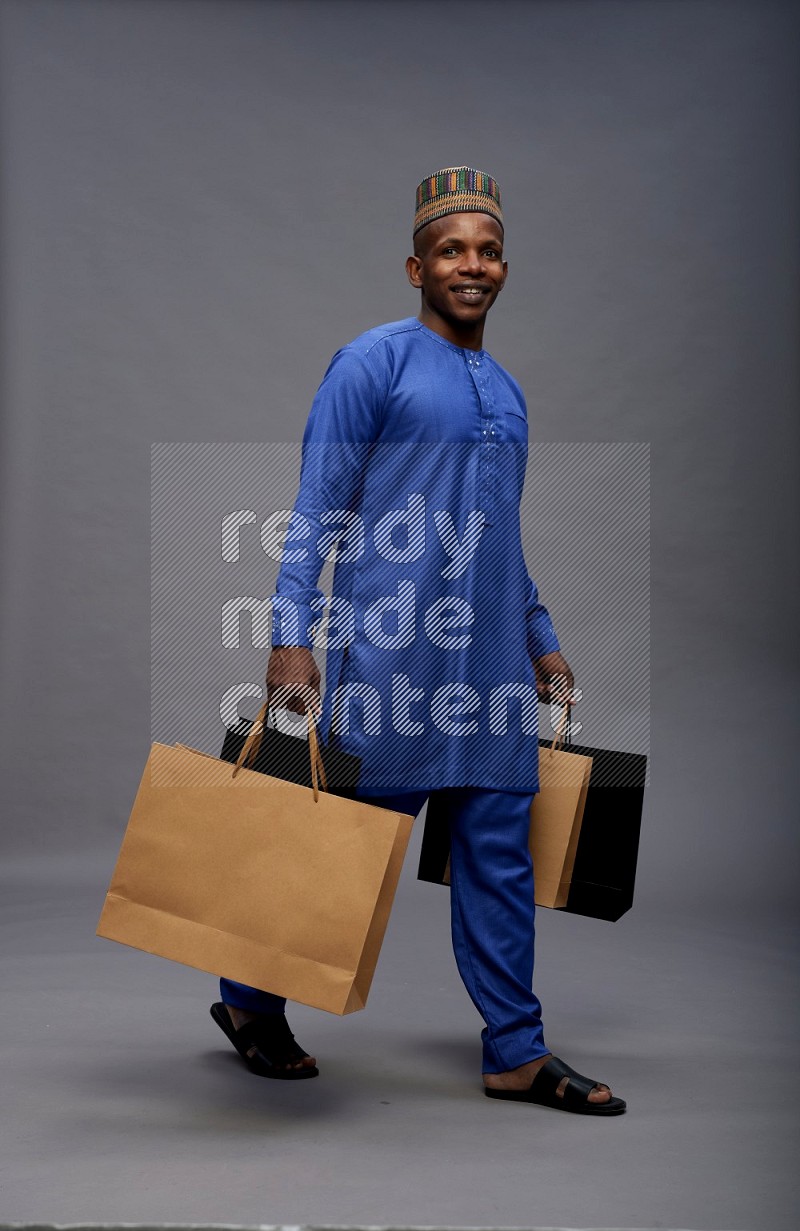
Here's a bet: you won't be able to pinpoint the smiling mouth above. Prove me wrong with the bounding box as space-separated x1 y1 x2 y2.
451 286 489 298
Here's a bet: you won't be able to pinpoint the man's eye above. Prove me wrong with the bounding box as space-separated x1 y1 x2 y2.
484 249 499 258
442 247 457 255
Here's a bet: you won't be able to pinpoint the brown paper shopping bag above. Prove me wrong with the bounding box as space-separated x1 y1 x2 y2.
429 706 593 908
96 708 415 1014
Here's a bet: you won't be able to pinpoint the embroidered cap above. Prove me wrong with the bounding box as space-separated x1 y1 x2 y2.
413 166 503 236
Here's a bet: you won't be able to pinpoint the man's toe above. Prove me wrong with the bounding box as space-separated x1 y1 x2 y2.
589 1083 611 1102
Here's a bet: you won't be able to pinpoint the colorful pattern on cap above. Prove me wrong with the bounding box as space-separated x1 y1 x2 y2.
413 166 503 235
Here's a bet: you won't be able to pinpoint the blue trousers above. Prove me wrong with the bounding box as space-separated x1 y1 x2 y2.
220 786 548 1074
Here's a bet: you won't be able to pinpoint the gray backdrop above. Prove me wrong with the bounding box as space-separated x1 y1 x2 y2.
1 3 799 1229
1 0 796 908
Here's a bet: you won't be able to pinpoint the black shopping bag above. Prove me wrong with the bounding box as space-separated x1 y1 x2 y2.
418 721 646 922
550 734 646 921
220 704 361 797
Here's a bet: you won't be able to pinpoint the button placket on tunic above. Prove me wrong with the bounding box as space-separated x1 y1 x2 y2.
467 350 497 527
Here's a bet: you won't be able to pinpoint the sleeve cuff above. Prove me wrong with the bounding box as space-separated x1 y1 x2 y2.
270 599 318 649
527 621 561 661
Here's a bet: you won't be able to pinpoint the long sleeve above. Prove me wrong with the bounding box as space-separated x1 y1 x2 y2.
270 347 385 648
524 574 560 660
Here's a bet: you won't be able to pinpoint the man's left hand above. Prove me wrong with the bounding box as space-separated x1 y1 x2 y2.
532 650 575 705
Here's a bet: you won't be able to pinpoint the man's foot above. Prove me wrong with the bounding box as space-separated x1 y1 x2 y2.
225 1004 317 1071
483 1051 612 1103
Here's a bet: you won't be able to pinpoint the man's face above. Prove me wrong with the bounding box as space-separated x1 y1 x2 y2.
406 213 508 326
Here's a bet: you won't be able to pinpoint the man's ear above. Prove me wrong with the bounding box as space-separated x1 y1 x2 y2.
405 253 423 288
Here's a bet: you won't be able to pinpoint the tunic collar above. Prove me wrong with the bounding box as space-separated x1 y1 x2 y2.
414 318 488 360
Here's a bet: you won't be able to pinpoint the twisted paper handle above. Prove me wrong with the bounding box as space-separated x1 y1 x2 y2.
232 698 328 801
546 696 575 759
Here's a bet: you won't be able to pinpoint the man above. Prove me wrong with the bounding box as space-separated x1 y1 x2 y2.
210 167 626 1115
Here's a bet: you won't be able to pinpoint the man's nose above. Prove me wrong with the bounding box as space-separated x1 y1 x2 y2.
458 250 485 275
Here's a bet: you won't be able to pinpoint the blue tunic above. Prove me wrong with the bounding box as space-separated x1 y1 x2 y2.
269 317 560 793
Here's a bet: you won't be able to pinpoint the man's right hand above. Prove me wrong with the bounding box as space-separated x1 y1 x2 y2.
265 646 321 716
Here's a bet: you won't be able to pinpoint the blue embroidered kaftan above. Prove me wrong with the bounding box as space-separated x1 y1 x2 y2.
269 317 560 793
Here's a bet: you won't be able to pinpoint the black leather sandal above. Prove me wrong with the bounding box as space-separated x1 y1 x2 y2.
210 1002 319 1079
484 1055 626 1114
